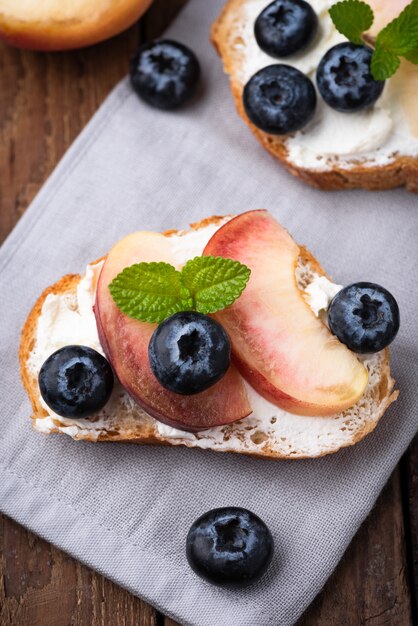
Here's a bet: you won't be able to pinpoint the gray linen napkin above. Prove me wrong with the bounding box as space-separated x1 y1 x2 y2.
1 1 417 624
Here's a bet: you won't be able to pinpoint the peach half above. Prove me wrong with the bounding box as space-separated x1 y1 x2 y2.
0 0 153 51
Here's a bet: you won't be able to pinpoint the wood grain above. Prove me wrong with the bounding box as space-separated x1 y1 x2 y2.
0 515 158 626
298 467 413 626
0 25 142 244
0 0 416 624
403 438 418 617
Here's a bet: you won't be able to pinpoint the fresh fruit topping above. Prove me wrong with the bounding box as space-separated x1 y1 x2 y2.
255 0 318 58
109 255 250 323
328 282 400 353
316 43 385 112
186 508 274 587
204 210 369 416
95 230 251 431
329 0 418 80
39 346 114 419
149 311 231 395
130 39 200 110
243 65 317 134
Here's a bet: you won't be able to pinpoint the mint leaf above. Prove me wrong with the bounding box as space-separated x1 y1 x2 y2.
376 0 418 55
109 262 193 324
329 0 374 45
371 43 400 80
404 46 418 63
370 0 418 78
181 256 251 314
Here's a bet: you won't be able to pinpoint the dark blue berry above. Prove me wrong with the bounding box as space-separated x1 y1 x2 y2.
255 0 318 58
243 64 316 134
328 283 400 353
186 507 274 587
39 346 114 418
316 43 385 112
130 39 200 110
148 312 230 395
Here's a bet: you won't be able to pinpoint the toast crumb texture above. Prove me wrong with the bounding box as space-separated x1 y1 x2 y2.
211 0 418 192
19 216 398 459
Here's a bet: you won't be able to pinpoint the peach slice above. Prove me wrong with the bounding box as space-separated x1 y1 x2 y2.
391 61 418 140
94 230 251 432
204 210 369 416
0 0 153 51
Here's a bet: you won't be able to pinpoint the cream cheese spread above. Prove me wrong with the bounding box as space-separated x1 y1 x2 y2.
237 0 418 170
304 275 342 316
28 220 380 457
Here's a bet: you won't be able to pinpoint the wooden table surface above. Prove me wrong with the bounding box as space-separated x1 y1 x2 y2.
0 1 417 624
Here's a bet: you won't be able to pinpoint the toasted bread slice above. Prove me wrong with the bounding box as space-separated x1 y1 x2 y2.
211 0 418 192
19 217 398 459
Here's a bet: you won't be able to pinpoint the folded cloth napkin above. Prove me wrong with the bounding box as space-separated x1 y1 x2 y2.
0 1 417 624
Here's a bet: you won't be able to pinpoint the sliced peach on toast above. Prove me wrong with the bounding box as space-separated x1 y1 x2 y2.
203 210 368 416
94 230 251 432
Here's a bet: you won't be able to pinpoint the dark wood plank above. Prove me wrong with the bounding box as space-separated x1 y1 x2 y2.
0 515 158 626
0 0 416 624
298 467 413 626
0 25 142 244
403 437 418 616
141 0 189 40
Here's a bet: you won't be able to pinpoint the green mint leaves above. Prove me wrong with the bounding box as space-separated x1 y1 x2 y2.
329 0 418 80
109 256 251 324
329 0 373 45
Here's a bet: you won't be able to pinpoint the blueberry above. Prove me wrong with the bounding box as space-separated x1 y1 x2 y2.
148 312 230 395
39 346 114 418
316 43 385 112
186 507 274 587
255 0 318 58
328 283 400 353
130 39 200 110
243 65 316 134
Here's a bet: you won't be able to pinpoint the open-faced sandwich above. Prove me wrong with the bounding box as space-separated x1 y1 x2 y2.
212 0 418 191
20 210 399 459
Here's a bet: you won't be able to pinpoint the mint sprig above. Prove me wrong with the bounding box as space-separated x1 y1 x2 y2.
109 256 251 323
329 0 418 80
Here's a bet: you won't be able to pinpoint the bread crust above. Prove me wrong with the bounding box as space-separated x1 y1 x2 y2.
211 0 418 192
19 216 398 458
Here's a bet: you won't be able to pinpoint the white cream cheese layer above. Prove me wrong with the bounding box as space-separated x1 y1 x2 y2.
304 275 341 316
28 262 105 373
237 0 418 170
